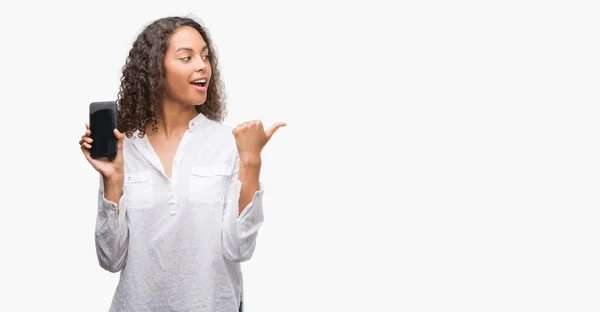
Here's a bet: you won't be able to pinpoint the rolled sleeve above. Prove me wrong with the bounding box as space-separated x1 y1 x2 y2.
95 175 129 273
221 177 265 263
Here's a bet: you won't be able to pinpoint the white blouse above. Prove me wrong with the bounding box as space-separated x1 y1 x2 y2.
94 113 264 312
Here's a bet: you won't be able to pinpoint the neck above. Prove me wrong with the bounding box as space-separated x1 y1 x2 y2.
149 97 198 138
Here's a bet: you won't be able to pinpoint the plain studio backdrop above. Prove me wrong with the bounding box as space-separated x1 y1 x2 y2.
0 0 598 311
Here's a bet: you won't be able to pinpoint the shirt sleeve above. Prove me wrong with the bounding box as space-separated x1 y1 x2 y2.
221 155 265 263
95 174 130 273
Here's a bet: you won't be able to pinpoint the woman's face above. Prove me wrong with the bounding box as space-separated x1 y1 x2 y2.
163 26 212 106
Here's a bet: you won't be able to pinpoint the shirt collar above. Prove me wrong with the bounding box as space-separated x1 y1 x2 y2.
130 112 208 139
188 112 207 132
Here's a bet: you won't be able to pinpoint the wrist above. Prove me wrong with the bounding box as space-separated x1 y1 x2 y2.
104 172 124 185
239 153 262 167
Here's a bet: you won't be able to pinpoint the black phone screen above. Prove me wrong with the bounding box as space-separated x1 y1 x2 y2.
90 108 117 158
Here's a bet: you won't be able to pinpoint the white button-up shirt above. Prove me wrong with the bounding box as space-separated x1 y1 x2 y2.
94 113 264 312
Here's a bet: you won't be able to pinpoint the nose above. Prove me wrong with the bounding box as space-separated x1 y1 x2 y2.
195 58 208 72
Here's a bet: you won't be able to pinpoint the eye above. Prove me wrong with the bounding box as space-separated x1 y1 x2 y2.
180 56 191 61
202 54 211 60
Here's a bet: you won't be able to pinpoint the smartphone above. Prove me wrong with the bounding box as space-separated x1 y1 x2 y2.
89 101 118 159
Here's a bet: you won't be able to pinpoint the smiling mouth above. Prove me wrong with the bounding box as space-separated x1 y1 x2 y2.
190 78 208 87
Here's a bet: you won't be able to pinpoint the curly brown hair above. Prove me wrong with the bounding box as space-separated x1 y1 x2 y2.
116 16 227 138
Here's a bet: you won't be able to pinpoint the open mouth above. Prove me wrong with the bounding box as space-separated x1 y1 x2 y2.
190 78 208 88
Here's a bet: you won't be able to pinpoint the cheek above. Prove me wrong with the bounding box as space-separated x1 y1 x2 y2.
165 69 189 92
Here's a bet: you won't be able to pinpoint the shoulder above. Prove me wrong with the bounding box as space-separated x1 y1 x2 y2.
202 118 236 146
197 119 239 163
121 131 141 148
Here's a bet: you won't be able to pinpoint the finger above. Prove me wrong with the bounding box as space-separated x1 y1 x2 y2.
86 123 90 130
79 138 92 145
234 123 247 135
114 129 125 152
81 145 92 162
114 128 124 140
265 122 287 140
82 142 92 149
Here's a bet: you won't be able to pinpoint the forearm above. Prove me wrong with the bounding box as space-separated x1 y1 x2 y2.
237 156 261 215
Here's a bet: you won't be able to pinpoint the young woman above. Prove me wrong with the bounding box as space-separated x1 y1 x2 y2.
78 16 285 312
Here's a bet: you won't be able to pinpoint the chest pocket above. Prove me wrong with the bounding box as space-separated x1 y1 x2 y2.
188 164 232 206
123 171 154 211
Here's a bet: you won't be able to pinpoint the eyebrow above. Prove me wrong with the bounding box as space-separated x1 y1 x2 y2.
175 46 208 53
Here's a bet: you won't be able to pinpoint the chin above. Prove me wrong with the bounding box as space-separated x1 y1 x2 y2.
187 96 207 106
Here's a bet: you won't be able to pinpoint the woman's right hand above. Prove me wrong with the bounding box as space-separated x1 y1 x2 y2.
79 123 125 183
